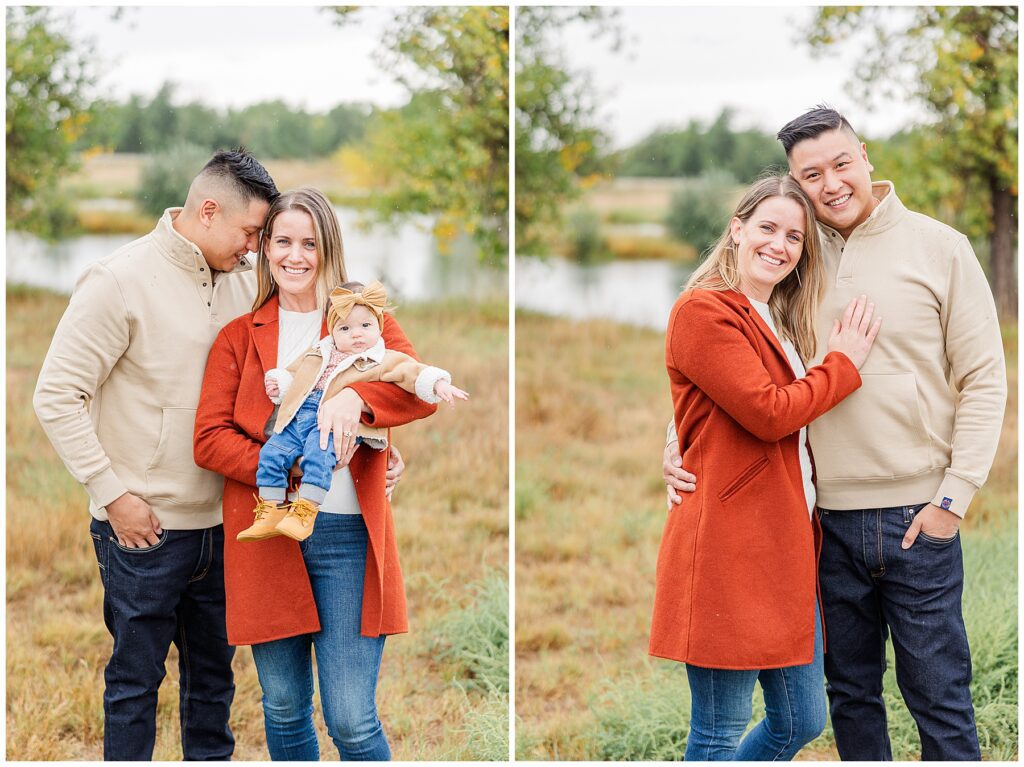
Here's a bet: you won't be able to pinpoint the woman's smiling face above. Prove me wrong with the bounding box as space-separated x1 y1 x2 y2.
265 208 319 303
731 195 806 303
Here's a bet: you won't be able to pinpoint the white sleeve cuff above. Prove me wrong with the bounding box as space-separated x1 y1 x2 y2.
666 419 678 447
415 366 451 404
266 368 293 405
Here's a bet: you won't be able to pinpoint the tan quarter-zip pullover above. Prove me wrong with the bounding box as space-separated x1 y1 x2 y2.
807 182 1006 517
33 209 257 529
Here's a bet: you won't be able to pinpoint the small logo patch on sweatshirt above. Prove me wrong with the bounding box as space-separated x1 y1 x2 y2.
940 497 953 511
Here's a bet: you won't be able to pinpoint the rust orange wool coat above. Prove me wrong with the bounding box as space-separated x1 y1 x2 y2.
651 289 862 670
193 294 436 646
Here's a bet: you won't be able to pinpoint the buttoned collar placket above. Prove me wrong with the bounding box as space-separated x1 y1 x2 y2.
155 208 254 319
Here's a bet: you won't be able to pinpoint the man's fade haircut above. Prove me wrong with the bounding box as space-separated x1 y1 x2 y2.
776 106 859 156
198 148 279 207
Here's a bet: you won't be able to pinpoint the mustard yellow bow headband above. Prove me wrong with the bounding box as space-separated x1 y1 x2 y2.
327 281 390 331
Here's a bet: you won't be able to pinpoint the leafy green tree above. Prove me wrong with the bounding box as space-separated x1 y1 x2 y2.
665 171 738 255
617 109 785 181
233 100 317 159
6 6 93 238
136 141 212 218
807 6 1018 318
867 128 990 257
515 7 619 255
347 6 509 261
114 94 146 151
139 82 179 152
174 101 223 150
311 103 370 155
566 205 607 263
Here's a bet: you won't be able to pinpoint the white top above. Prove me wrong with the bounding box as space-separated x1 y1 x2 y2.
749 298 817 517
277 308 323 374
277 307 361 515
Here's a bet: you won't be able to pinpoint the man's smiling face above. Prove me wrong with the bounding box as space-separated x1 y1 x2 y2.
787 127 877 240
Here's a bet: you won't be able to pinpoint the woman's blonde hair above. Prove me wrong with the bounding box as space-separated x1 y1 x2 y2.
253 187 348 311
685 174 823 360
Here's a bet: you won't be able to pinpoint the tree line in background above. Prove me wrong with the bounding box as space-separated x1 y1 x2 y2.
6 5 508 262
80 83 371 160
516 5 1017 318
615 109 786 181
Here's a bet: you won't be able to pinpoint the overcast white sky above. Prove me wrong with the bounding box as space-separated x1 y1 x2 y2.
62 5 929 146
555 6 930 148
65 6 410 111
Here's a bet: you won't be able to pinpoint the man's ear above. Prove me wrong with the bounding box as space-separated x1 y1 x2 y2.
198 198 219 228
860 142 875 174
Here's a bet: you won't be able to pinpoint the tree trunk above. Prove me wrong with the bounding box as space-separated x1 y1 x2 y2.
988 175 1017 321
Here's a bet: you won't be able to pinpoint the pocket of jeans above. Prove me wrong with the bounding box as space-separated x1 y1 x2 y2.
916 529 960 545
109 528 171 554
90 531 107 579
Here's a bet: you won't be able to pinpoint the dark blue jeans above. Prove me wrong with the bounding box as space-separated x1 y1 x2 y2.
818 504 979 761
250 514 389 761
89 518 235 761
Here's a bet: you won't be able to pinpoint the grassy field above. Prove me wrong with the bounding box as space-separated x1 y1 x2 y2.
7 286 509 760
515 311 1018 760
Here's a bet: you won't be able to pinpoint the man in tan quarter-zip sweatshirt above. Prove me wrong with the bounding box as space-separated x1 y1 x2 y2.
664 107 1005 761
33 150 277 761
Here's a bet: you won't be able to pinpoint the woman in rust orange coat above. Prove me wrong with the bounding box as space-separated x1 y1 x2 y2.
651 175 881 760
194 188 436 760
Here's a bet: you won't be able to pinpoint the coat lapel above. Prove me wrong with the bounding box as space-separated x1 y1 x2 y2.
730 291 797 380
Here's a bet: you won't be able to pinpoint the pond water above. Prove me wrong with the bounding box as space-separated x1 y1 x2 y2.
6 206 507 303
515 255 694 331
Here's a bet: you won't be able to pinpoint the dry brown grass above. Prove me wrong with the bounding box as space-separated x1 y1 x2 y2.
7 286 508 760
583 177 689 219
514 310 1017 760
604 234 697 262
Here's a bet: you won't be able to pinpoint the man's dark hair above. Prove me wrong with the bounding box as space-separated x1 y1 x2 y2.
777 105 858 156
200 147 279 204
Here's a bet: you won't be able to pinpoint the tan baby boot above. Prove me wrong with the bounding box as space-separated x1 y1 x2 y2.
275 498 320 541
237 496 289 541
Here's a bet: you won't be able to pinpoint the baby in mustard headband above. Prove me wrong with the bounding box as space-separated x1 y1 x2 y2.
239 280 468 542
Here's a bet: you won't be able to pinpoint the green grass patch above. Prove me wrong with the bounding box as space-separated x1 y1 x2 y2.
428 569 509 694
443 688 510 760
604 209 662 225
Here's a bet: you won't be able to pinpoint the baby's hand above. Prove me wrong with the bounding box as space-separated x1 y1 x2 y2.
434 380 469 406
266 380 280 398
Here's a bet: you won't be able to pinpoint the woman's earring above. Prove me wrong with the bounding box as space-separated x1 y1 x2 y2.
794 266 803 286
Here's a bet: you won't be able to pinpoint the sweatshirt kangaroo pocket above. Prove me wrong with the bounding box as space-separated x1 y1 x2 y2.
809 373 933 482
146 407 223 506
